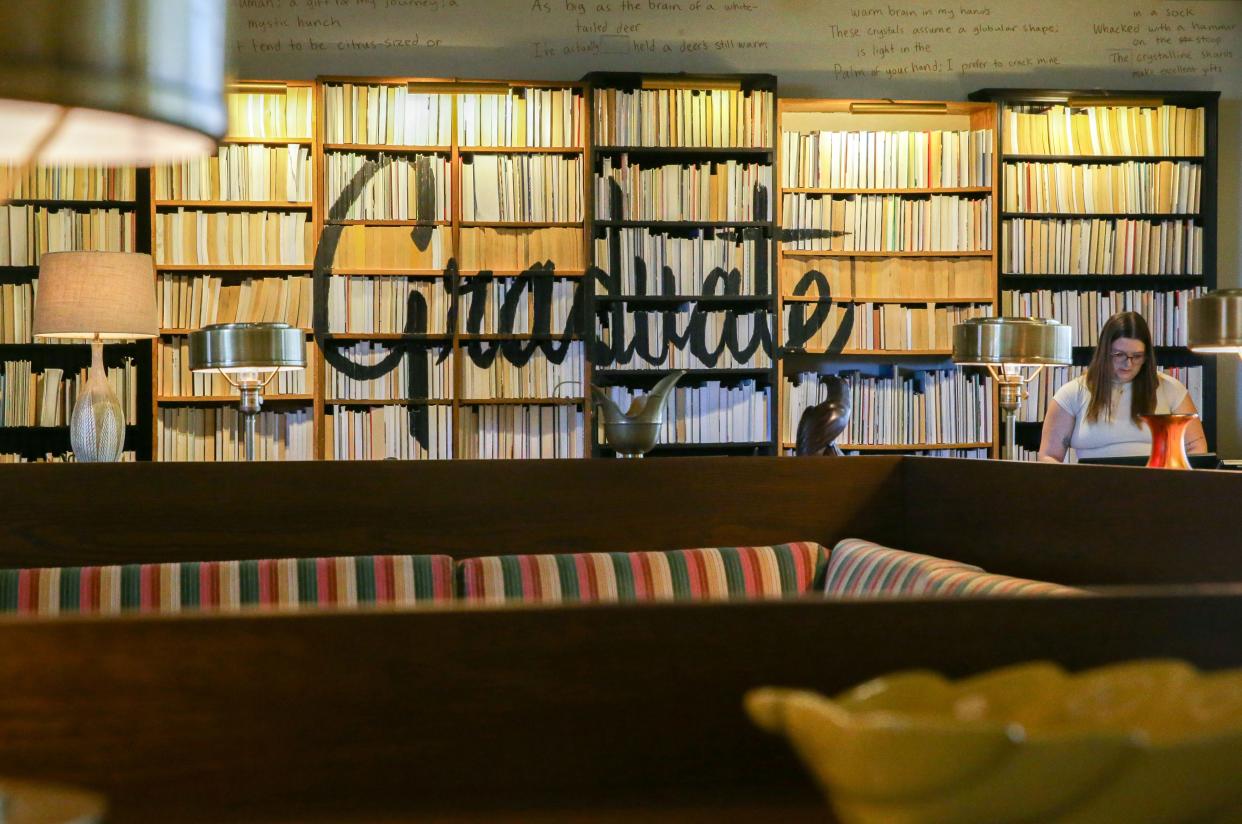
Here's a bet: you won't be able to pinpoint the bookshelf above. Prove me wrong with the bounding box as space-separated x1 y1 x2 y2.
776 99 999 456
151 80 318 461
318 77 588 460
585 72 779 457
969 88 1219 458
0 162 150 462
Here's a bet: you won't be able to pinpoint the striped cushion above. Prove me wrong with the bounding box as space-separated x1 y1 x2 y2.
823 538 981 597
921 566 1083 597
457 542 829 604
0 555 455 616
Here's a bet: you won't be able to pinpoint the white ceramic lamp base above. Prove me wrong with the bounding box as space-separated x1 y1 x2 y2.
69 340 124 462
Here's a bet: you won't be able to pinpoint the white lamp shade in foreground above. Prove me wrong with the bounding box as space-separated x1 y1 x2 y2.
32 251 158 339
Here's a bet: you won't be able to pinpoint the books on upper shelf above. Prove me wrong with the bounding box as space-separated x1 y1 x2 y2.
595 157 771 221
328 277 452 335
458 88 583 147
459 278 578 335
597 228 766 296
781 193 991 252
599 381 770 445
596 309 771 370
327 404 452 460
1002 161 1201 214
154 209 312 266
227 86 314 140
155 145 313 203
332 225 451 271
158 274 312 330
780 257 992 301
1002 104 1205 156
1017 364 1203 422
322 84 452 146
458 342 583 399
325 152 450 221
1002 217 1201 275
593 88 774 148
462 154 583 222
0 282 35 343
783 370 992 447
0 206 135 265
457 227 582 272
459 403 583 459
0 451 137 463
781 129 992 189
1001 287 1206 347
1 163 135 201
0 359 138 427
157 407 314 461
327 343 453 400
783 302 991 352
160 337 312 397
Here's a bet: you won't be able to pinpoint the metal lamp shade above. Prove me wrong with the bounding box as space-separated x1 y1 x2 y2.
32 251 158 339
189 323 305 374
1188 290 1242 354
0 0 226 165
953 317 1072 366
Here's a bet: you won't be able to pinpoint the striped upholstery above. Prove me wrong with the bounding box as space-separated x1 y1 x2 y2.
823 538 980 597
0 555 455 616
921 566 1083 597
457 542 829 605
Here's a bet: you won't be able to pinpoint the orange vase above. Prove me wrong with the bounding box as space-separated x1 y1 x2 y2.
1140 413 1197 469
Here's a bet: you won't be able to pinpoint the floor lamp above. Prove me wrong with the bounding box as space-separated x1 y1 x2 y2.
953 317 1071 461
1189 290 1242 359
189 323 306 462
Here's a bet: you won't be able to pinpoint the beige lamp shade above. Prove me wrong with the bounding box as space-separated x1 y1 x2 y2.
953 317 1072 366
0 0 226 166
33 251 158 339
1188 290 1242 354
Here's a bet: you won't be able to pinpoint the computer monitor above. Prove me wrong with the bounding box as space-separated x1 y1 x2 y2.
1078 453 1220 469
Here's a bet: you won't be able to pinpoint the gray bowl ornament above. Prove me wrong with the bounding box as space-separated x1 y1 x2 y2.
592 370 687 458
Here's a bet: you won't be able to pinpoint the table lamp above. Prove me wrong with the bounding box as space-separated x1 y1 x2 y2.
189 323 306 462
1188 290 1242 358
32 251 157 462
953 317 1072 460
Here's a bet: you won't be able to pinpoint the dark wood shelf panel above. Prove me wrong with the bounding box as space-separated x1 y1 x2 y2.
592 367 772 383
4 198 137 208
325 219 450 226
1001 273 1206 285
155 395 313 404
784 186 992 196
599 441 773 454
596 220 770 229
460 398 584 406
327 398 452 407
593 146 772 157
322 143 450 153
459 146 583 154
154 200 314 210
459 221 583 228
1001 212 1200 220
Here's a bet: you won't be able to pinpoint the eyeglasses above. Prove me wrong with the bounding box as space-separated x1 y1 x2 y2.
1110 351 1147 365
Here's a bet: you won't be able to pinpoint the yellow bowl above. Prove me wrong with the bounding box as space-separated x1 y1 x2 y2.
746 660 1242 824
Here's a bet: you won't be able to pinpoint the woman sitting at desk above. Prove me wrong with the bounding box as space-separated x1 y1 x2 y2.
1038 311 1207 463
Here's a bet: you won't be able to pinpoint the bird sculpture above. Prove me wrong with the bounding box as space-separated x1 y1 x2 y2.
592 369 687 458
795 375 851 456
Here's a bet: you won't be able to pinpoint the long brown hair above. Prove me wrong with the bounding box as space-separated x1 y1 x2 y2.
1085 311 1158 424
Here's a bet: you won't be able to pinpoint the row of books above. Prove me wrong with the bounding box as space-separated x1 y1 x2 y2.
158 274 313 331
781 193 992 252
1002 218 1202 275
458 89 584 148
2 163 135 202
327 343 453 400
780 128 993 189
1001 160 1201 214
0 206 135 266
323 85 452 147
593 88 774 148
0 360 138 427
459 278 579 335
154 210 312 266
154 144 313 204
325 152 450 221
159 338 311 398
456 227 584 272
845 447 988 458
596 157 772 222
595 310 772 370
157 407 314 461
0 282 34 344
783 303 991 353
1013 445 1066 463
782 370 993 446
328 404 452 461
779 257 992 301
461 154 583 222
0 451 137 463
458 404 584 459
598 382 770 445
595 229 767 296
458 342 584 399
999 288 1206 347
1002 104 1205 157
327 276 451 335
227 87 314 140
1016 364 1203 422
333 225 451 271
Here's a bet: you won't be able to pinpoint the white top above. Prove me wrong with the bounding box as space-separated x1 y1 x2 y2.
1051 373 1190 460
